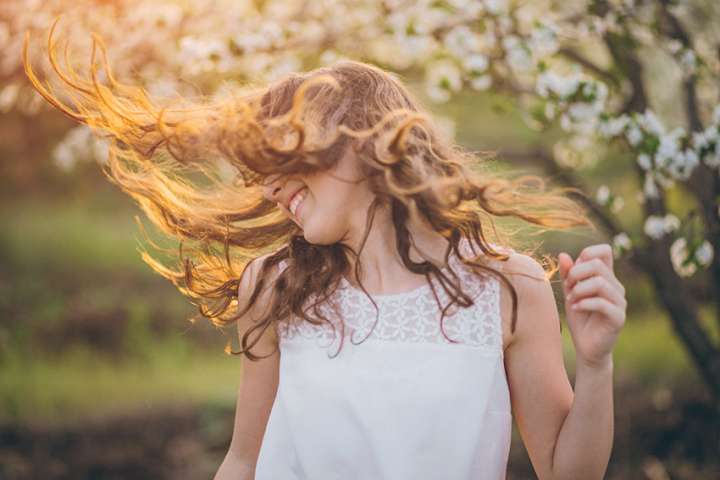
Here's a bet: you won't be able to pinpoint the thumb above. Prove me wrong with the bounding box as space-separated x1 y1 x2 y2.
558 252 573 286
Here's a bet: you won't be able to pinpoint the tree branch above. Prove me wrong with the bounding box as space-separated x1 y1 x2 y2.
557 47 621 88
656 0 720 332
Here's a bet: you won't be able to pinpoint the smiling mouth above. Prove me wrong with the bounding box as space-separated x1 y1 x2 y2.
288 187 308 220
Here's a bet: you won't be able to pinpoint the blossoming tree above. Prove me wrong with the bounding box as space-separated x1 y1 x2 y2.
5 0 720 404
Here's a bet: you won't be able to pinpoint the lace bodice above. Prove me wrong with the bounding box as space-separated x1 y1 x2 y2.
277 237 505 353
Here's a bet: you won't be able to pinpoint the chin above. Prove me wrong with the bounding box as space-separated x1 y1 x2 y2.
301 224 341 246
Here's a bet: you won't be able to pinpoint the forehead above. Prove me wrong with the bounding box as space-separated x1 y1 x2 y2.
261 141 363 183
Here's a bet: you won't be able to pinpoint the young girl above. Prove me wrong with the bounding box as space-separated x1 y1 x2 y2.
25 20 627 480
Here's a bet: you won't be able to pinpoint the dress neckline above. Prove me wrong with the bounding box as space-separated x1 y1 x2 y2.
338 245 465 301
339 274 435 301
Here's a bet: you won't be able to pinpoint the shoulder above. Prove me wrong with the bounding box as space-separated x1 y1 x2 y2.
236 250 287 349
493 249 555 351
238 252 280 302
469 240 547 288
497 250 548 283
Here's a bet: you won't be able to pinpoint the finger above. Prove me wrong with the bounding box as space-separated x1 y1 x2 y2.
570 297 625 326
566 257 609 289
575 243 613 270
566 257 620 291
567 275 625 308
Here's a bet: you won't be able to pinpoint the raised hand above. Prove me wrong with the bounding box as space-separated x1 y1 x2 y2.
559 244 627 370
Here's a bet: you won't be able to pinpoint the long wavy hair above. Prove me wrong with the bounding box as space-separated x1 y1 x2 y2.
23 18 595 360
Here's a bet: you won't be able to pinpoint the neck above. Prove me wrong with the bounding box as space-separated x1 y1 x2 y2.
340 202 450 290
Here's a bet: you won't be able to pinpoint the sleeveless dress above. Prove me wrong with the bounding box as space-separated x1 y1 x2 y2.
254 238 513 480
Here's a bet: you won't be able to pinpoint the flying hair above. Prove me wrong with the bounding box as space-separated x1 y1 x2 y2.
22 15 596 360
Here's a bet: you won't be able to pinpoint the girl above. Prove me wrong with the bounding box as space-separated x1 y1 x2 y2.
24 19 626 480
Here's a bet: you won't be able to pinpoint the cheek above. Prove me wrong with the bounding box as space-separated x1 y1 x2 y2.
299 189 353 242
307 185 356 219
301 167 366 228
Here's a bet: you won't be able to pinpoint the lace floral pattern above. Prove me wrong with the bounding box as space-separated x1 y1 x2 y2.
276 238 509 351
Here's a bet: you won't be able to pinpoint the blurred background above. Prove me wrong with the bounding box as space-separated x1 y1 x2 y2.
2 0 720 479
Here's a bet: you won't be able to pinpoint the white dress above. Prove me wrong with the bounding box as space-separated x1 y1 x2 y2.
255 238 513 480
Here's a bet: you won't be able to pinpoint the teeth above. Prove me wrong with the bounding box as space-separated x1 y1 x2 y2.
289 188 307 216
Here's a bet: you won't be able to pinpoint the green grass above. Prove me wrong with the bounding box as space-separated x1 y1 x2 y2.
2 194 167 275
0 187 188 278
0 338 242 427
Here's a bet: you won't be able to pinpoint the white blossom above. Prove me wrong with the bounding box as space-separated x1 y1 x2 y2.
413 7 449 35
644 215 666 239
568 102 601 123
643 173 660 198
528 23 559 58
626 125 643 146
463 53 489 74
704 147 720 168
668 149 699 181
536 70 582 99
670 237 697 277
503 36 534 72
265 55 303 82
637 153 652 170
485 0 509 15
91 136 111 165
320 49 341 65
692 129 711 150
596 185 610 205
664 214 680 232
695 240 714 267
614 232 632 249
424 59 463 103
179 36 228 62
612 232 633 259
444 25 481 57
52 125 97 171
449 0 483 14
598 115 629 138
644 213 679 239
470 74 492 91
387 34 437 68
655 132 681 169
637 109 666 136
52 143 76 171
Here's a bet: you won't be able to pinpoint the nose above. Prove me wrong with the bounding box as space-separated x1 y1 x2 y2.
261 173 285 202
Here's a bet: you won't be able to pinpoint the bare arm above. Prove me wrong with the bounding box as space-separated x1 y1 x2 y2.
551 355 613 479
501 252 616 480
214 253 282 480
